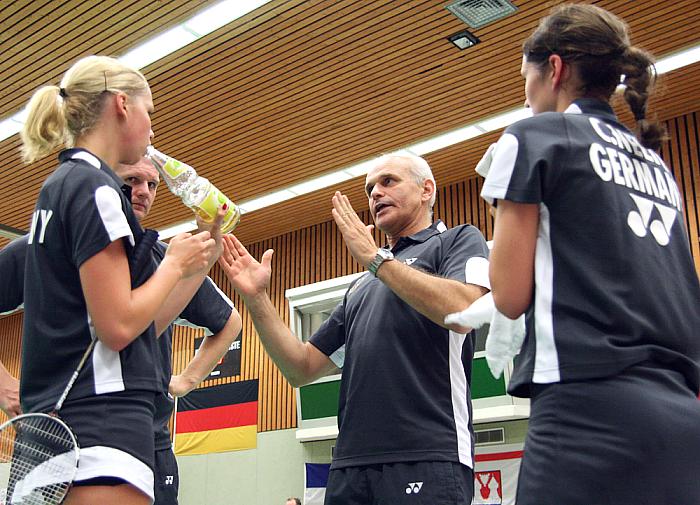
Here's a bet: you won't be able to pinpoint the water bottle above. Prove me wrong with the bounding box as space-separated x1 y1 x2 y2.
146 146 241 233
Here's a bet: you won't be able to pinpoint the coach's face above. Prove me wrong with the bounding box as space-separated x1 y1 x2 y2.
365 158 432 238
115 157 160 221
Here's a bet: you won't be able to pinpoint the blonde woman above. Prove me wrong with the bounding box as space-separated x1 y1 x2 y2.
20 55 219 504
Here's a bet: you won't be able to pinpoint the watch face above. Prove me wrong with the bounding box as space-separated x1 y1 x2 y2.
378 248 393 260
369 248 394 276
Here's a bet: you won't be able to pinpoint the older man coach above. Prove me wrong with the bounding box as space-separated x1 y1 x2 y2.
219 152 490 505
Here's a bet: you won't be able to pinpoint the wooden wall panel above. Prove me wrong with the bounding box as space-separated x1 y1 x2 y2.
0 312 23 430
0 108 697 436
661 111 700 276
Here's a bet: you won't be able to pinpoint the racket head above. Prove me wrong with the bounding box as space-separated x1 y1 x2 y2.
0 412 79 505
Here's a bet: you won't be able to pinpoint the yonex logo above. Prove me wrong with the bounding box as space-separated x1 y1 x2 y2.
627 193 677 246
404 257 418 266
405 482 423 494
164 475 174 485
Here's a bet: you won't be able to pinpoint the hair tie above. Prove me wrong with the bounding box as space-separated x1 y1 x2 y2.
59 87 68 98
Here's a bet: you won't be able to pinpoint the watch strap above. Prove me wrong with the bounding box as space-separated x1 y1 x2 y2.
368 248 393 276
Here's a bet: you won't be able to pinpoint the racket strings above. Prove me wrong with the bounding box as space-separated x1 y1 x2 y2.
9 439 75 472
0 415 77 505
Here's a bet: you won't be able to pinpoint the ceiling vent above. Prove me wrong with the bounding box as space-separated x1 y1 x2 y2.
475 427 505 446
446 0 518 29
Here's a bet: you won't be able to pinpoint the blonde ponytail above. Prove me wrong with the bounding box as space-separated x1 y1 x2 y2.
20 86 68 163
19 55 148 164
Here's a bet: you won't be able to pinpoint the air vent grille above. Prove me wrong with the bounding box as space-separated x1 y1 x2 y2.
475 427 505 446
446 0 518 29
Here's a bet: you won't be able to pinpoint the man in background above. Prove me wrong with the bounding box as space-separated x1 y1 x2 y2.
114 157 241 505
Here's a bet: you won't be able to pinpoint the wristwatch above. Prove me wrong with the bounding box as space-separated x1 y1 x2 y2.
368 248 394 276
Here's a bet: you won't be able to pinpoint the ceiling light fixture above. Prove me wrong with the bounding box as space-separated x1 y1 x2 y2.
448 30 480 50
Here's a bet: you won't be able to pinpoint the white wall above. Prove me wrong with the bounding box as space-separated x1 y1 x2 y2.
176 420 528 504
177 429 305 505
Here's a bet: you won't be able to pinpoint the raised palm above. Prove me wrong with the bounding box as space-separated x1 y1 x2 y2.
218 234 273 298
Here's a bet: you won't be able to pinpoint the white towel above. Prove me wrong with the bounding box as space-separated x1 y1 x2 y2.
445 293 526 379
475 143 497 178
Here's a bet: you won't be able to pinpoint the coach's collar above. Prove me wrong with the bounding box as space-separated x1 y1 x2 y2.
392 220 447 249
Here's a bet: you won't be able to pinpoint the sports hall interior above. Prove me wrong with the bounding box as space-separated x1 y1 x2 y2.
0 1 698 503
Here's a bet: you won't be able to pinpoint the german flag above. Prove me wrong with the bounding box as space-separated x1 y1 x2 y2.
174 379 258 455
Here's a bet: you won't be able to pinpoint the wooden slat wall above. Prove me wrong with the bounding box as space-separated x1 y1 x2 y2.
171 107 700 433
662 111 700 275
0 108 697 435
0 312 23 429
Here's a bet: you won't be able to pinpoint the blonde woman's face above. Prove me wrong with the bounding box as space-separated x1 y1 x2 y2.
122 87 154 164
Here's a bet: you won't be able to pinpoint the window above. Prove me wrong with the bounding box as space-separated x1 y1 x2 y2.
286 272 364 376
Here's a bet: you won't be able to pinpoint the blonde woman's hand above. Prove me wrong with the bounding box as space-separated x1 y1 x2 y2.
165 230 216 278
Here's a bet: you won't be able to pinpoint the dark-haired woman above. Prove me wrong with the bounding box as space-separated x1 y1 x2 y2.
482 4 700 504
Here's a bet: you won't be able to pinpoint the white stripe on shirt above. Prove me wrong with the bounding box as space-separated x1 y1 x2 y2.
95 185 134 246
449 329 473 468
533 203 561 383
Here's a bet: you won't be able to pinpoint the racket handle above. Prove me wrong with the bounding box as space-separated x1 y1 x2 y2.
54 339 97 412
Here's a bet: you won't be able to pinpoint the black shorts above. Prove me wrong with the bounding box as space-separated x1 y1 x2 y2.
154 448 179 505
516 365 700 505
324 461 473 505
57 390 157 502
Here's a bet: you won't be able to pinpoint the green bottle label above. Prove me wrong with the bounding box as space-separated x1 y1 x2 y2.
163 159 189 179
194 185 240 232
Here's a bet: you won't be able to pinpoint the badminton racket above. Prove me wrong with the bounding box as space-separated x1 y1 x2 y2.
0 337 95 505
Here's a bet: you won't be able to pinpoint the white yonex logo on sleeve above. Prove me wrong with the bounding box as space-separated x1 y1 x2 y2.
164 475 174 485
405 482 423 494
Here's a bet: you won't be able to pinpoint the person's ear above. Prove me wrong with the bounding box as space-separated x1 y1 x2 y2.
548 54 566 90
113 92 128 119
421 178 435 204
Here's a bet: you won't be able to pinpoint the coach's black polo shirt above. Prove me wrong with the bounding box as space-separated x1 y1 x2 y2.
310 220 490 469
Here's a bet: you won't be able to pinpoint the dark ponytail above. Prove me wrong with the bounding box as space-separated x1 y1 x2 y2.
620 46 666 150
523 3 666 150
